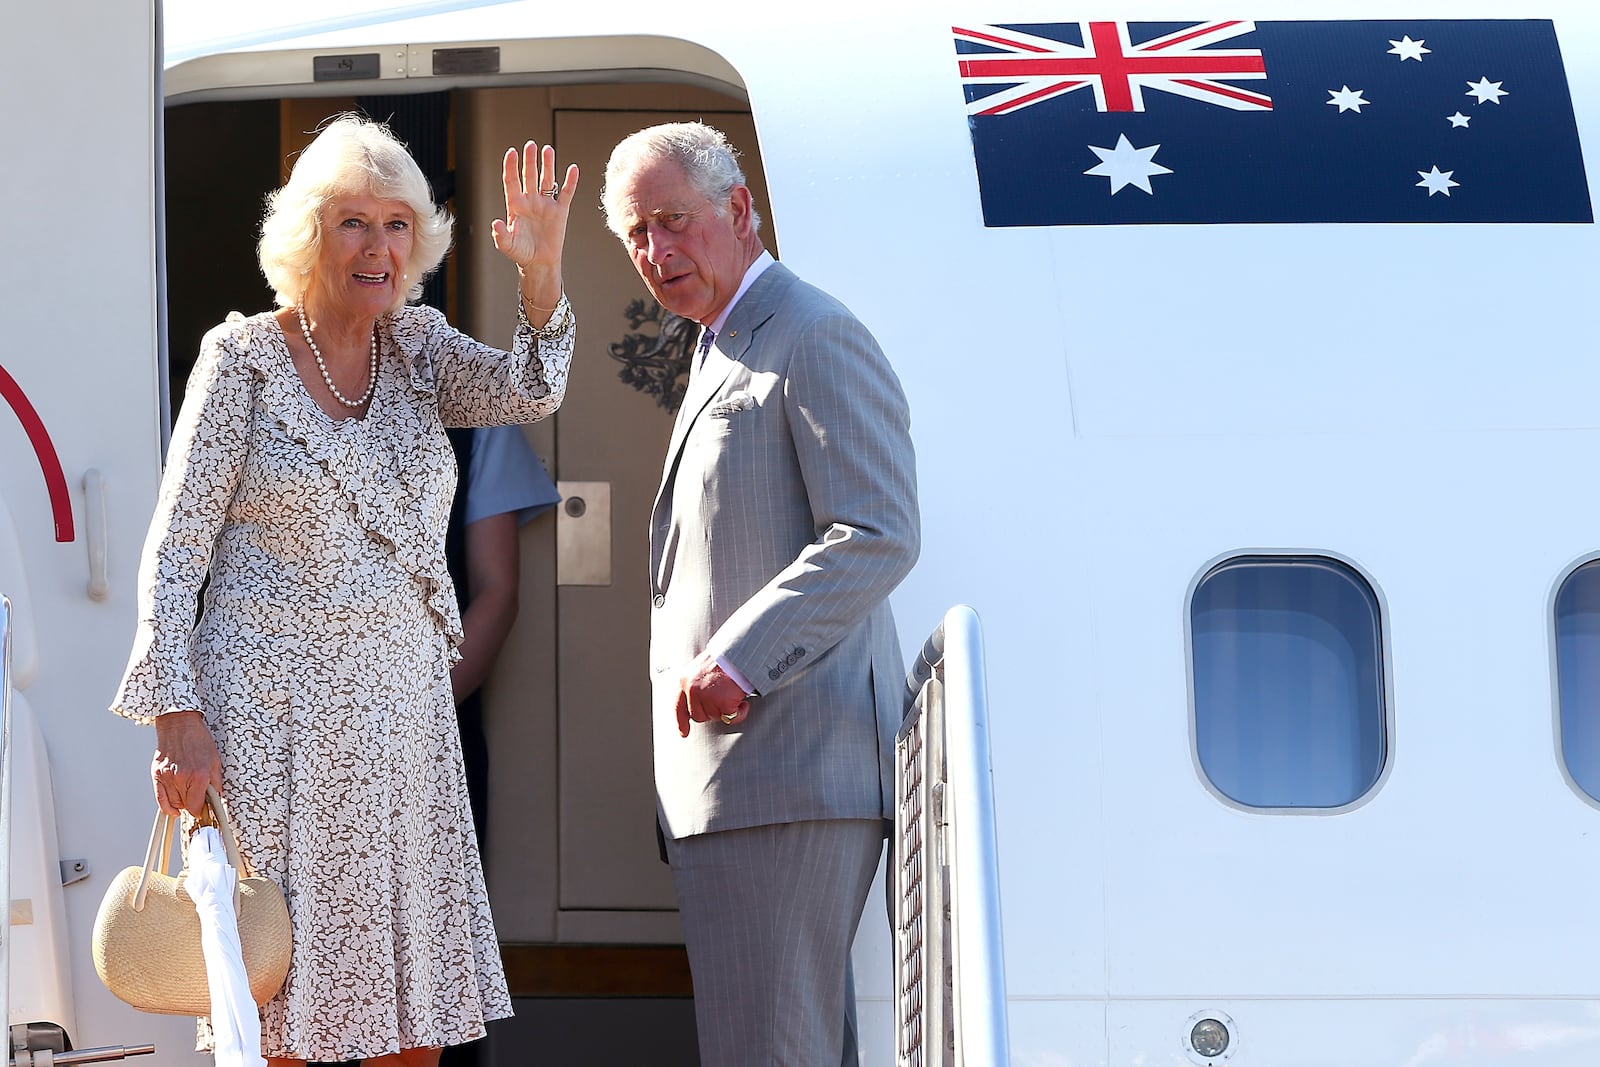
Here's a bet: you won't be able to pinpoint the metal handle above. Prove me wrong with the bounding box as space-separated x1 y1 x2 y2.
11 1045 158 1066
83 469 109 602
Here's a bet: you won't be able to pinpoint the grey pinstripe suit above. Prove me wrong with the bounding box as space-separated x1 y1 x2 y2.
648 261 920 1064
649 261 920 839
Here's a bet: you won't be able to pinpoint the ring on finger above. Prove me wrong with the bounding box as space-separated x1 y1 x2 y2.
720 711 738 725
545 185 560 200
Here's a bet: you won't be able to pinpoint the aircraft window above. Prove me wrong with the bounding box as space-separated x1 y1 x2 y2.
1190 556 1387 809
1554 560 1600 802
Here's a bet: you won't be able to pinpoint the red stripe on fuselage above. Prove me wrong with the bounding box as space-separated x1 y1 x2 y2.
0 363 76 542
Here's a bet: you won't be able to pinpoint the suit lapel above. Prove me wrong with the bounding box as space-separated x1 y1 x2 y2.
652 263 795 518
663 341 736 471
649 265 797 595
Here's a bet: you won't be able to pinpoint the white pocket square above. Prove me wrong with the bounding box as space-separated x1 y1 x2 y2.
707 392 756 417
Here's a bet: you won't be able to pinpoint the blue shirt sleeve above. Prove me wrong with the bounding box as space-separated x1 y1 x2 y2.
463 425 562 526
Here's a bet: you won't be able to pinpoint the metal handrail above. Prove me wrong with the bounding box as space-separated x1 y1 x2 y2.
894 604 1010 1066
2 594 13 1035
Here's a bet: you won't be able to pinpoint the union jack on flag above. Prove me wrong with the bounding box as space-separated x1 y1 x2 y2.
955 20 1271 115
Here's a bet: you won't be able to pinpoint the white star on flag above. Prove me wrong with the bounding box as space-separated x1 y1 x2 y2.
1466 76 1508 104
1084 134 1173 195
1388 35 1431 61
1447 112 1471 128
1416 165 1459 196
1327 85 1369 113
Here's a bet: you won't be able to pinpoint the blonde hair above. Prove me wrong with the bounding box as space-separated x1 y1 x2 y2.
258 113 453 310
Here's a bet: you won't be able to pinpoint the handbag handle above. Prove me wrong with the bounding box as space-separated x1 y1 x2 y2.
132 787 249 912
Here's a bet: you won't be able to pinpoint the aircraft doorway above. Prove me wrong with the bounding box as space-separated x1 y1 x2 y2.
165 77 776 1066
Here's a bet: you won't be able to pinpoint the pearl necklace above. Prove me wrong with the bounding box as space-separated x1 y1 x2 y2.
297 304 377 408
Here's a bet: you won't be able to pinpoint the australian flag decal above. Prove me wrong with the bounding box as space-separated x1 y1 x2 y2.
956 19 1593 225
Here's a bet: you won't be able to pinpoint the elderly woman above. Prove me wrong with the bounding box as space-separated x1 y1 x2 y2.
110 114 577 1066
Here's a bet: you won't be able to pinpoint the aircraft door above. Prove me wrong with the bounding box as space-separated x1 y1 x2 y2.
1 0 170 1051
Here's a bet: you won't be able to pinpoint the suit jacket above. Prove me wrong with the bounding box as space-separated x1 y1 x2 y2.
649 262 920 839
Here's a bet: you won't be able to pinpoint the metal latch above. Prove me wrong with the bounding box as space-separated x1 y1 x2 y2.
59 859 89 887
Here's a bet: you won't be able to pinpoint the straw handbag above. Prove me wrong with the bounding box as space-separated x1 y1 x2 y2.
92 787 292 1016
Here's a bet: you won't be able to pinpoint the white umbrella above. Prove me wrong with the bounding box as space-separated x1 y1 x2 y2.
186 821 267 1067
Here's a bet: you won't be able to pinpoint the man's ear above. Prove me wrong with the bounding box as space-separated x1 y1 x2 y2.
729 185 755 237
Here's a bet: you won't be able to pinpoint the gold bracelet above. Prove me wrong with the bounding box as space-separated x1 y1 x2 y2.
525 294 573 339
523 293 563 315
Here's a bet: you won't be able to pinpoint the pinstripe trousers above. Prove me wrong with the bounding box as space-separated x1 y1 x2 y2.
665 819 885 1067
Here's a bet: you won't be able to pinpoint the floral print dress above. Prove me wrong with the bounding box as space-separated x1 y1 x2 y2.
111 300 573 1060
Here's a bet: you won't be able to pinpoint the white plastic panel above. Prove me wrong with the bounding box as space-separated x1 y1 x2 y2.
6 693 76 1036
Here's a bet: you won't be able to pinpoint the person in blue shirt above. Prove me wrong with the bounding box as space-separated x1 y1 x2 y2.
445 424 561 850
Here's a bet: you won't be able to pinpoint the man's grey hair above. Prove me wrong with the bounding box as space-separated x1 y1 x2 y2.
601 121 763 240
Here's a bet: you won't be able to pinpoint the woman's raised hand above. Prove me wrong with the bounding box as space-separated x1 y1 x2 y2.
492 142 578 314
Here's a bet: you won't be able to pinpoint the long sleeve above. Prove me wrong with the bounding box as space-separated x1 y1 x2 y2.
406 298 575 429
111 321 255 724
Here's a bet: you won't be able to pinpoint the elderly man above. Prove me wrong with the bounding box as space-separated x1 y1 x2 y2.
601 122 920 1066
